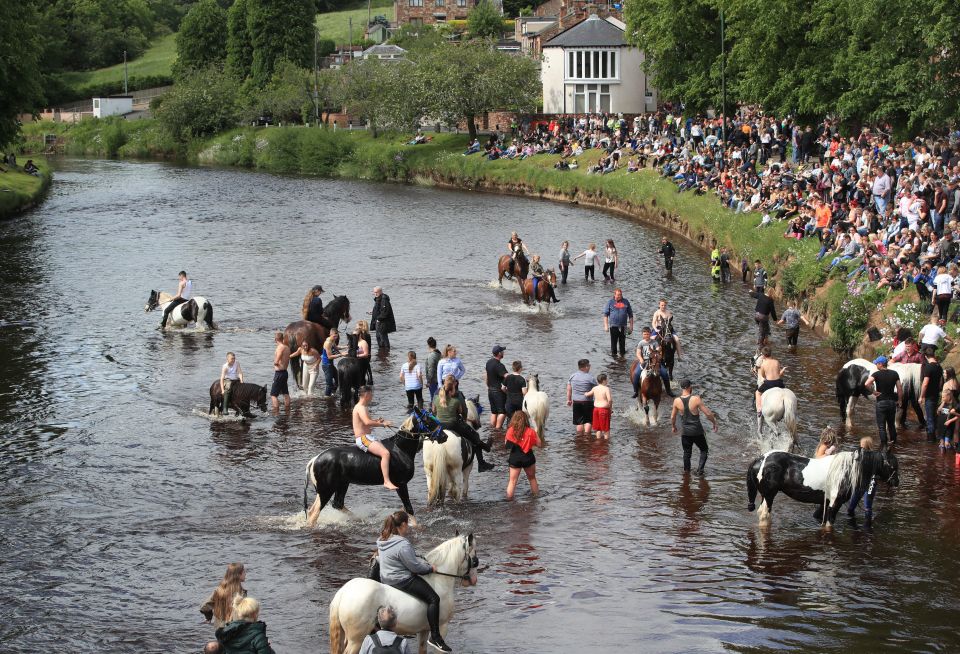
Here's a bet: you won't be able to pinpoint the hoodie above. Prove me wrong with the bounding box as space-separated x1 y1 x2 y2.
215 620 275 654
377 535 432 586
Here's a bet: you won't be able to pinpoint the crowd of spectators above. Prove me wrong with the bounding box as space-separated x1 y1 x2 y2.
465 110 960 313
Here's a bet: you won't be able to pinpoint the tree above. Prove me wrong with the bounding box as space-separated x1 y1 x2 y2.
0 1 45 148
226 0 254 80
247 0 315 87
337 59 424 136
468 0 504 40
155 66 239 141
417 42 539 138
240 59 313 124
173 0 228 79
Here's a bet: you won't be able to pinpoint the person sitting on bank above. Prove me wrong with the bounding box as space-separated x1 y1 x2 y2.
432 376 494 472
23 160 40 176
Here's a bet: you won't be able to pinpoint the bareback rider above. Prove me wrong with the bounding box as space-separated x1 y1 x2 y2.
651 299 682 359
754 345 787 417
632 327 673 397
159 270 192 329
302 285 327 326
507 232 529 277
529 255 560 303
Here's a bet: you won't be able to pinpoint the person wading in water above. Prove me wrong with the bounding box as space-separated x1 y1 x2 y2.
670 379 718 475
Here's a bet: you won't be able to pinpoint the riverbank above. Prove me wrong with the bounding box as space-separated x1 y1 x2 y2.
0 159 52 219
20 120 946 357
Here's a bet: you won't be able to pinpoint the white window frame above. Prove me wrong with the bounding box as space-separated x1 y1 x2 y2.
564 48 619 82
409 0 423 6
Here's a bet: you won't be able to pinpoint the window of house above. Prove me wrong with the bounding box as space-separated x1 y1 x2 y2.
457 0 468 6
565 49 619 81
410 17 424 26
572 83 611 113
436 0 444 5
409 0 423 6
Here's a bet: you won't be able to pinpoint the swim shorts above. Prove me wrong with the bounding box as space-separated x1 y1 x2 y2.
592 406 611 431
271 369 289 397
758 379 785 394
572 400 594 425
488 389 507 415
507 442 536 469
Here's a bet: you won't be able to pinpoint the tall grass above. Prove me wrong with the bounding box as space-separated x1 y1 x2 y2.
0 159 51 218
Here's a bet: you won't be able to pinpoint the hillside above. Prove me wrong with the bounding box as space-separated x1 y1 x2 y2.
57 33 177 91
316 0 395 44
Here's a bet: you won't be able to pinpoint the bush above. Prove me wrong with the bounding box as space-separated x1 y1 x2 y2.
827 281 884 354
100 117 127 157
155 67 239 141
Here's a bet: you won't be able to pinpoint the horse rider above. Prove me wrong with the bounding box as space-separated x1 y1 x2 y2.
375 511 451 652
219 351 243 414
159 270 192 329
632 327 673 397
754 345 787 418
651 299 682 359
529 255 560 303
303 285 326 326
507 231 529 277
353 386 398 490
432 376 494 472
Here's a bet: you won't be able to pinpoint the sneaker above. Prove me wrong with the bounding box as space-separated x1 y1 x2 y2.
631 391 638 399
428 635 452 652
477 460 495 472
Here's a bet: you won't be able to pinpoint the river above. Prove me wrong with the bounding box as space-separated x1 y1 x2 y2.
1 159 958 653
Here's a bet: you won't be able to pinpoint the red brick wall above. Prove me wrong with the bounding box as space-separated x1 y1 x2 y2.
396 0 476 26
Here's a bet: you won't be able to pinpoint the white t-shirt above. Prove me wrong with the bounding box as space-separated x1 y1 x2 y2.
400 363 422 390
934 273 954 295
919 323 947 346
582 250 598 266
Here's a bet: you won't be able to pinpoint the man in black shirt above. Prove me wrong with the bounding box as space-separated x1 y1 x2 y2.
751 289 778 346
865 356 902 447
503 360 528 421
920 347 944 442
484 345 509 429
659 237 676 273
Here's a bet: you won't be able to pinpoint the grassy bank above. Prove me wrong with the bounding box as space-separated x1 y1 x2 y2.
0 159 51 219
317 0 394 43
53 34 176 103
19 119 903 352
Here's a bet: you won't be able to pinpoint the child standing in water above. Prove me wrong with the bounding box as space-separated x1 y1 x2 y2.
586 373 612 439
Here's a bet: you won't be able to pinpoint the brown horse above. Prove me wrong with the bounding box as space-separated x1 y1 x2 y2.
498 252 529 286
631 349 663 426
284 295 351 390
520 270 558 305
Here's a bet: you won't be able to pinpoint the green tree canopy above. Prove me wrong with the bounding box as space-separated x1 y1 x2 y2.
155 66 239 141
0 1 45 148
226 0 254 79
173 0 228 79
337 58 424 136
468 0 504 40
247 0 315 87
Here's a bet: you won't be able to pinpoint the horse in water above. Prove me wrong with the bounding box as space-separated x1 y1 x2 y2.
631 350 663 426
520 270 558 305
498 251 529 287
423 397 481 504
284 294 351 390
336 333 367 409
758 387 799 451
523 374 549 438
144 290 214 330
328 533 479 654
303 407 444 527
746 448 899 528
657 331 677 380
835 358 923 428
208 381 268 418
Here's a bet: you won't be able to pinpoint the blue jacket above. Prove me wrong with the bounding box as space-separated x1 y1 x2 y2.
603 298 633 327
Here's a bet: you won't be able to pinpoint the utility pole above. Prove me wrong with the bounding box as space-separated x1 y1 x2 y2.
313 27 320 126
123 50 128 95
349 17 353 48
367 0 371 32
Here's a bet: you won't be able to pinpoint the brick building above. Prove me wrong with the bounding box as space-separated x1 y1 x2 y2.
395 0 502 27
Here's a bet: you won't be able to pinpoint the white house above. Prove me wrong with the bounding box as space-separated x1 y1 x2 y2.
92 96 133 118
361 44 407 61
541 14 657 115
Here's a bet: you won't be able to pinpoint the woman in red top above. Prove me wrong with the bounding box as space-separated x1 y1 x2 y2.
504 410 540 500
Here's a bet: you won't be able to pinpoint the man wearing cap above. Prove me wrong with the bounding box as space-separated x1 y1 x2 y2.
865 356 902 447
670 379 718 475
920 347 945 441
484 345 509 429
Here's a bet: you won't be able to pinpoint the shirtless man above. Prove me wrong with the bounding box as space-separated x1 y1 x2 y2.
651 299 682 358
271 332 291 413
352 386 397 490
755 345 787 416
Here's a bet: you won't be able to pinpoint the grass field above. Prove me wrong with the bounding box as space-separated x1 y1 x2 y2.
58 33 177 90
316 0 395 44
0 159 50 218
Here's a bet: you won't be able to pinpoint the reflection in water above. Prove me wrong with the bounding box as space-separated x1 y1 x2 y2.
0 160 958 653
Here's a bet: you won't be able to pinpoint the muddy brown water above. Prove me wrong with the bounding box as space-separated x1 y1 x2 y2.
1 159 958 653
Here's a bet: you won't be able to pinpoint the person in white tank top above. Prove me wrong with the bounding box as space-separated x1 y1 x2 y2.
220 352 244 414
160 270 193 329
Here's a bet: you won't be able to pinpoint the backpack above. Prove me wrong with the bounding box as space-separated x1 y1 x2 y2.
370 632 405 653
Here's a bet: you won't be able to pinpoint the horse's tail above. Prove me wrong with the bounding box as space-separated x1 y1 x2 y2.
203 301 214 330
304 455 317 517
835 371 846 422
784 391 798 446
328 590 346 654
424 440 445 504
746 459 760 512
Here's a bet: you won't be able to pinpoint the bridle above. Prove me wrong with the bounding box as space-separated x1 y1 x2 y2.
431 538 479 583
396 408 444 442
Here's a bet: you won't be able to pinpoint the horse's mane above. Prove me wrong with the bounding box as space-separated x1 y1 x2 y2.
325 294 350 317
424 534 468 570
527 375 539 392
824 450 862 502
399 414 416 432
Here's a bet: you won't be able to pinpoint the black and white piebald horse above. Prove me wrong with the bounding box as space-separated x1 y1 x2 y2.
747 448 899 528
144 290 214 330
303 407 445 527
835 358 923 428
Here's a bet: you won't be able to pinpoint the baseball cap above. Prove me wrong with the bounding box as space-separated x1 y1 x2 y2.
680 379 692 389
492 345 506 355
873 355 888 365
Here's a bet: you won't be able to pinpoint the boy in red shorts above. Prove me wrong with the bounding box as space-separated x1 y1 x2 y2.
586 373 612 439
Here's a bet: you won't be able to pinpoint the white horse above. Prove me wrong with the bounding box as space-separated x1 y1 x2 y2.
144 289 214 330
328 533 479 654
522 374 549 439
423 398 481 504
837 358 922 428
758 387 798 451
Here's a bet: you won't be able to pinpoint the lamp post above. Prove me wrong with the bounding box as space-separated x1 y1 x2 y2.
720 5 727 149
313 27 320 126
